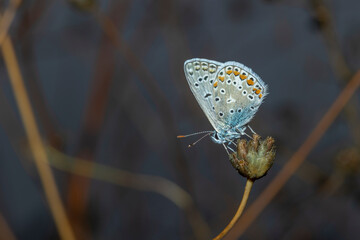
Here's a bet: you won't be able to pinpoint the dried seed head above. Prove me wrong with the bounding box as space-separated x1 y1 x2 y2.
229 134 276 180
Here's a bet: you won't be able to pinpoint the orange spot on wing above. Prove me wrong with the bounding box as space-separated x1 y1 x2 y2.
233 71 240 76
218 76 225 82
247 79 255 86
226 70 233 75
253 88 261 94
240 74 247 80
177 135 185 138
259 94 263 98
213 81 218 87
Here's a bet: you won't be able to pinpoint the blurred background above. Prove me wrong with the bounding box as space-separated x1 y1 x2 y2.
1 0 360 239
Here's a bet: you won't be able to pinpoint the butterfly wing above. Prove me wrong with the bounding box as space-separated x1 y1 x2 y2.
212 61 268 132
184 58 226 132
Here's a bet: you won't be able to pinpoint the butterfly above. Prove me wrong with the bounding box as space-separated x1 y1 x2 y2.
179 58 268 152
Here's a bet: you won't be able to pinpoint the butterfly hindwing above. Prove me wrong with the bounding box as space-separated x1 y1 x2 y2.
211 62 267 132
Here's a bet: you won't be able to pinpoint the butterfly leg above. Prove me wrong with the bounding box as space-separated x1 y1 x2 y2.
229 140 237 147
227 144 235 153
222 143 231 155
224 139 236 153
236 127 253 139
247 125 257 135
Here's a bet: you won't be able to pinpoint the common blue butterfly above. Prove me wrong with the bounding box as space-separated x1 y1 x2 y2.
180 58 268 151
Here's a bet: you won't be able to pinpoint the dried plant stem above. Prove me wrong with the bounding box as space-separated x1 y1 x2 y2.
0 0 21 46
213 179 254 240
227 70 360 239
47 146 211 240
1 36 75 240
0 213 16 240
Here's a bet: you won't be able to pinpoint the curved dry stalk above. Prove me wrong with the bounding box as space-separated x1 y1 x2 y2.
0 213 16 240
91 4 197 203
0 0 21 46
1 37 75 240
226 70 360 239
213 179 253 240
46 146 211 240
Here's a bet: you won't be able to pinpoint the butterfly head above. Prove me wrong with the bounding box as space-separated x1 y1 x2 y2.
211 132 227 144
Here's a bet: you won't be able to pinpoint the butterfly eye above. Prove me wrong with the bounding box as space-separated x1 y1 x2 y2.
242 90 247 95
195 83 199 87
230 109 234 114
198 77 203 82
220 89 226 94
219 112 224 117
215 97 220 102
237 108 242 113
227 79 231 84
233 81 237 85
238 85 243 90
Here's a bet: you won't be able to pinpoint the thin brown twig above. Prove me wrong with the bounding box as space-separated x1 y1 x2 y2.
47 146 211 240
310 0 360 146
66 2 131 238
0 0 21 46
90 7 200 230
310 0 352 81
213 179 253 240
1 36 75 240
226 70 360 239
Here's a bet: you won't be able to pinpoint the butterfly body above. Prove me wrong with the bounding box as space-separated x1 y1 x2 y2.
184 58 268 144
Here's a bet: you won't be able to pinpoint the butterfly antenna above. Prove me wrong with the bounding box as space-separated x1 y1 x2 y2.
188 132 212 148
177 130 213 139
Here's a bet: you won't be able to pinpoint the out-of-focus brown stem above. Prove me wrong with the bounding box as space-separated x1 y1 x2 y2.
1 36 75 240
311 0 360 146
0 0 21 46
47 146 211 240
65 2 130 238
0 213 16 240
213 179 253 240
311 0 352 81
226 70 360 239
92 5 197 208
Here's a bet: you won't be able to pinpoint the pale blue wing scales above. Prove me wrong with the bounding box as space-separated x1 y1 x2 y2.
212 62 268 132
184 58 224 132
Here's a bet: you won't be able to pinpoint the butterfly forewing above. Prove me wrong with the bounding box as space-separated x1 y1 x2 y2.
184 58 225 132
